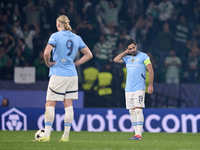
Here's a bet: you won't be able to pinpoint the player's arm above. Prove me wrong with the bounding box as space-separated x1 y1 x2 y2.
145 59 154 94
44 44 56 68
113 49 128 63
74 47 93 66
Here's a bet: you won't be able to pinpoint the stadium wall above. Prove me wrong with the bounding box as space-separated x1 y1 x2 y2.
0 90 84 108
0 107 200 133
1 80 200 108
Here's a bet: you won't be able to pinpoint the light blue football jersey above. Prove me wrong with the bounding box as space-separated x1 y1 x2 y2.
47 30 86 77
122 51 150 92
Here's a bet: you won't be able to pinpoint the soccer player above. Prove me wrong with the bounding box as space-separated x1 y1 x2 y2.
34 15 93 142
113 39 154 140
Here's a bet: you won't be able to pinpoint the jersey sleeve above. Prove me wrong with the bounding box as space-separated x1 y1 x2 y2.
78 36 87 50
122 55 128 64
122 56 127 63
48 33 56 47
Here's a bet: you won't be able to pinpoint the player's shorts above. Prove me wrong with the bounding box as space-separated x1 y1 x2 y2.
46 75 78 101
125 90 145 109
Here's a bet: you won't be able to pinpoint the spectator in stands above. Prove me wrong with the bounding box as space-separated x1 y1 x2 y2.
15 38 32 65
0 94 9 107
34 50 48 80
22 1 44 27
164 50 182 83
81 0 95 22
76 14 94 49
178 0 195 30
173 15 189 61
157 0 174 22
0 24 12 46
143 14 158 52
0 14 13 35
1 35 15 59
57 1 74 22
0 45 9 71
14 47 26 67
146 1 159 19
187 41 200 56
130 14 157 52
39 0 56 33
186 29 200 50
98 22 119 57
93 34 111 72
1 98 9 107
105 25 119 52
157 22 174 66
99 0 122 26
11 6 23 28
15 22 40 57
0 58 14 80
187 43 200 83
76 1 95 47
130 15 144 51
113 40 125 60
119 28 130 41
126 0 143 20
112 41 125 87
193 0 200 23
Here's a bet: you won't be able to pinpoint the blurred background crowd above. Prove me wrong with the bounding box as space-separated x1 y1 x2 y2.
0 0 200 85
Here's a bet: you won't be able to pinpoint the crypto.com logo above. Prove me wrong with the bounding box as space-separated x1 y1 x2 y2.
1 108 27 131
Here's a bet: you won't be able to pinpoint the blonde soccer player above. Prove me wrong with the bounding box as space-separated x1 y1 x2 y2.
34 15 93 142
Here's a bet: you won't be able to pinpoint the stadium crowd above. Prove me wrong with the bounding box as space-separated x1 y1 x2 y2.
0 0 200 85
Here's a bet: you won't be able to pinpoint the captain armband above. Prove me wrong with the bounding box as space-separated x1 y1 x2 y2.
144 58 151 66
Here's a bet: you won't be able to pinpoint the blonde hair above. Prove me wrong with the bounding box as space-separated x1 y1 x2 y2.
57 15 72 31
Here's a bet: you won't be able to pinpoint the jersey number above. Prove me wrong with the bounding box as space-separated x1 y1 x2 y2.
66 40 73 56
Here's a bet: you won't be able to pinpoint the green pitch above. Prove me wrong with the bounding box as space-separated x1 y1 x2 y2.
0 131 199 150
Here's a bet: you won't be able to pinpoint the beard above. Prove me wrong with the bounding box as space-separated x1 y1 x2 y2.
131 51 138 56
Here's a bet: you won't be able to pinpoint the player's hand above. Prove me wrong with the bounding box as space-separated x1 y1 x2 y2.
147 85 153 94
124 49 129 54
46 61 56 68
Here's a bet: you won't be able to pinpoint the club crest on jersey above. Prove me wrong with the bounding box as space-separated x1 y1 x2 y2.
136 58 139 61
131 59 134 62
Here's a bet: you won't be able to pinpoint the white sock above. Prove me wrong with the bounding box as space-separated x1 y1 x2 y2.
62 106 74 138
129 109 138 135
44 106 55 137
135 109 144 136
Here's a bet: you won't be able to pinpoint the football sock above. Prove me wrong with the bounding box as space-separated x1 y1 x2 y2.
62 106 74 138
44 106 55 137
129 109 138 135
135 108 144 136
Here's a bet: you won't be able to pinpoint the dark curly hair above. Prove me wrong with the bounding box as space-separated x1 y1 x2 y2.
125 39 137 48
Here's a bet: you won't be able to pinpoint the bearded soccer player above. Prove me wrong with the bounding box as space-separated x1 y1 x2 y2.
113 39 154 140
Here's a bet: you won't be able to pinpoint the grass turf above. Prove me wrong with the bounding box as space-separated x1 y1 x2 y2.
0 131 199 150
